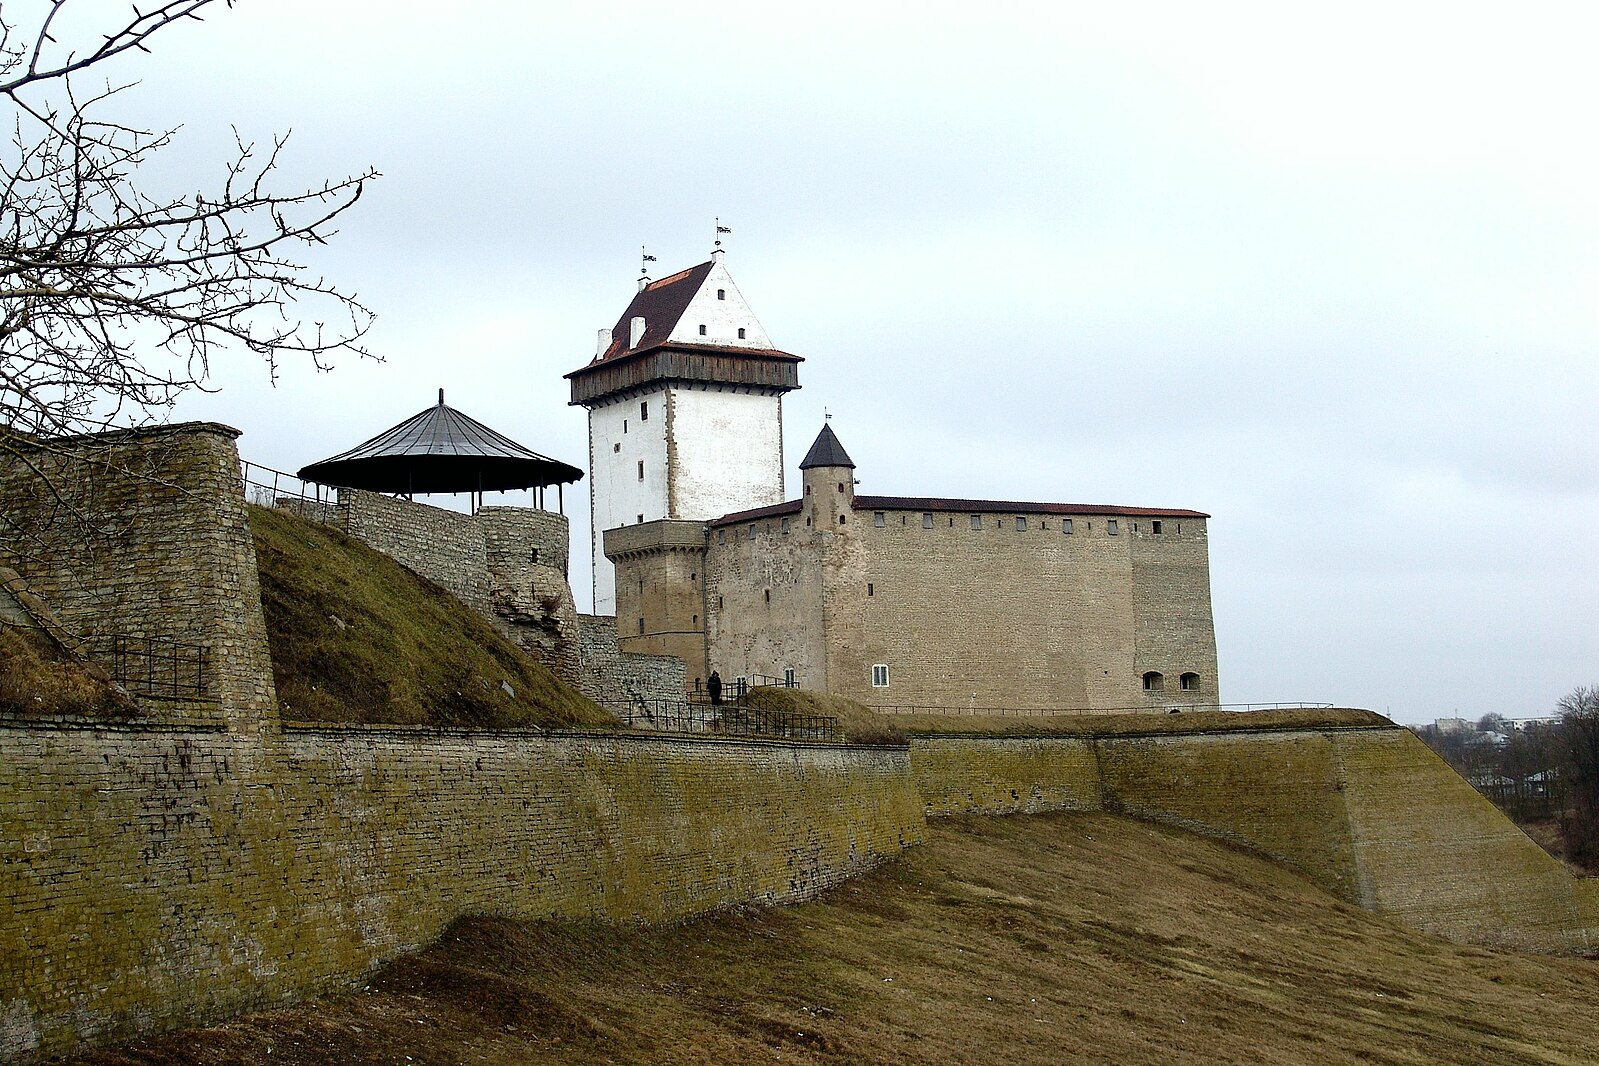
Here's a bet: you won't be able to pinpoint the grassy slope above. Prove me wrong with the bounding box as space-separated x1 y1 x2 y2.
74 812 1599 1066
249 505 612 729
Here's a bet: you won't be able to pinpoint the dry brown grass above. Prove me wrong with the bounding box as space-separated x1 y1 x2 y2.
71 812 1599 1066
0 624 137 720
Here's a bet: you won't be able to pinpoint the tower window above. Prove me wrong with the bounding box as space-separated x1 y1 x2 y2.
748 523 756 538
922 513 933 529
1153 520 1163 534
640 401 648 420
1107 519 1119 535
781 517 791 532
692 614 698 626
839 513 846 524
764 589 770 603
1180 672 1200 691
717 529 725 544
636 514 643 524
698 324 707 336
637 460 645 481
873 512 885 527
784 668 795 687
867 582 874 596
637 618 645 634
717 288 726 300
970 514 982 530
737 327 746 339
613 443 620 453
1142 671 1164 692
1015 516 1027 531
1062 518 1073 534
871 664 889 688
623 419 627 433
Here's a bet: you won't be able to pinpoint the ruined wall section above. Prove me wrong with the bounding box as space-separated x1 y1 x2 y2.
0 424 276 732
574 614 688 707
477 507 580 681
1129 517 1219 709
0 723 923 1060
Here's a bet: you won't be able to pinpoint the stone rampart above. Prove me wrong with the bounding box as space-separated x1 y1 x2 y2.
0 424 277 733
910 727 1599 953
0 721 923 1059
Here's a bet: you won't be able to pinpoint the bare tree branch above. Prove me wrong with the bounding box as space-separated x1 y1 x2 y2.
0 0 378 451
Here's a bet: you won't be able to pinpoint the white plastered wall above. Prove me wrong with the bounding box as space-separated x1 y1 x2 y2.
667 387 785 522
666 258 775 349
587 389 668 614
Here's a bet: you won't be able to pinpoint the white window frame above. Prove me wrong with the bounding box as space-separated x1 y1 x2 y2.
871 663 889 688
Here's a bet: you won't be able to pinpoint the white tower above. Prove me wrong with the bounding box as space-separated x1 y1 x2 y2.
567 251 802 614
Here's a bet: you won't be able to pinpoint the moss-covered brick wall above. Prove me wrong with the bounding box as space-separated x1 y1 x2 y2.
910 727 1598 954
0 723 923 1060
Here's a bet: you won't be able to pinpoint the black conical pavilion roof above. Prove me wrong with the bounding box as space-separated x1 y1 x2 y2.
799 423 854 469
297 391 583 494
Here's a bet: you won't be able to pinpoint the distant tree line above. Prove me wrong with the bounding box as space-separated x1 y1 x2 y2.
1413 685 1599 869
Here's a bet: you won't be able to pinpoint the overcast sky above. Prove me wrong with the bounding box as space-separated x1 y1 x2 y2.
73 1 1597 724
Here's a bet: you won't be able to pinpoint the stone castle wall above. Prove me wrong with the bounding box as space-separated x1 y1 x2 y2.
702 500 1218 712
0 424 278 733
911 727 1599 953
0 721 923 1059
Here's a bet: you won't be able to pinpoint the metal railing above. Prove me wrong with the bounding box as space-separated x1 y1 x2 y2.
613 697 839 741
85 634 209 699
240 460 339 522
868 700 1336 717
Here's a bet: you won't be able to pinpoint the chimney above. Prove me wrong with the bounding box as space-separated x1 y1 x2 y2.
629 316 646 348
596 328 612 356
637 275 651 292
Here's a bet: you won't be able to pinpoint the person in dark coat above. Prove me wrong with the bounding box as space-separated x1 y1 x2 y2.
708 670 722 706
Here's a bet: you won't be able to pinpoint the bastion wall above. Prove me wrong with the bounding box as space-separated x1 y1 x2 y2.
911 728 1599 954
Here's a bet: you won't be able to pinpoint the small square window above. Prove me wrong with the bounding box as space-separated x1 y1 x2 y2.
873 511 886 527
1063 518 1073 534
636 514 644 524
1152 520 1163 534
1108 519 1119 535
1015 516 1027 531
698 324 707 336
737 327 746 339
970 515 982 530
922 513 933 529
871 664 889 688
717 288 726 300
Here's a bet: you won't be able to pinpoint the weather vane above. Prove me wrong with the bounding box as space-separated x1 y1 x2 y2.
640 245 657 277
714 217 731 250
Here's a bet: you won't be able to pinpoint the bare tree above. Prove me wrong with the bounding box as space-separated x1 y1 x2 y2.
1556 684 1599 864
0 0 377 444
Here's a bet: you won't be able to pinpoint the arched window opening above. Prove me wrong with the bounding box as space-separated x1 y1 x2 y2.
1180 672 1200 691
1142 671 1164 692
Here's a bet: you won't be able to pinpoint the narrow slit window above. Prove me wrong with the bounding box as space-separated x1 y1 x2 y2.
637 460 645 481
640 401 648 420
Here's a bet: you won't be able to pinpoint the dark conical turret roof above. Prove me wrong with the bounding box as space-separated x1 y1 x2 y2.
297 391 584 494
799 423 854 470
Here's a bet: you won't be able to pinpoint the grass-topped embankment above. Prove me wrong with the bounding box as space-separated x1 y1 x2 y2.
74 812 1599 1065
249 505 613 729
0 624 137 720
747 686 1390 742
